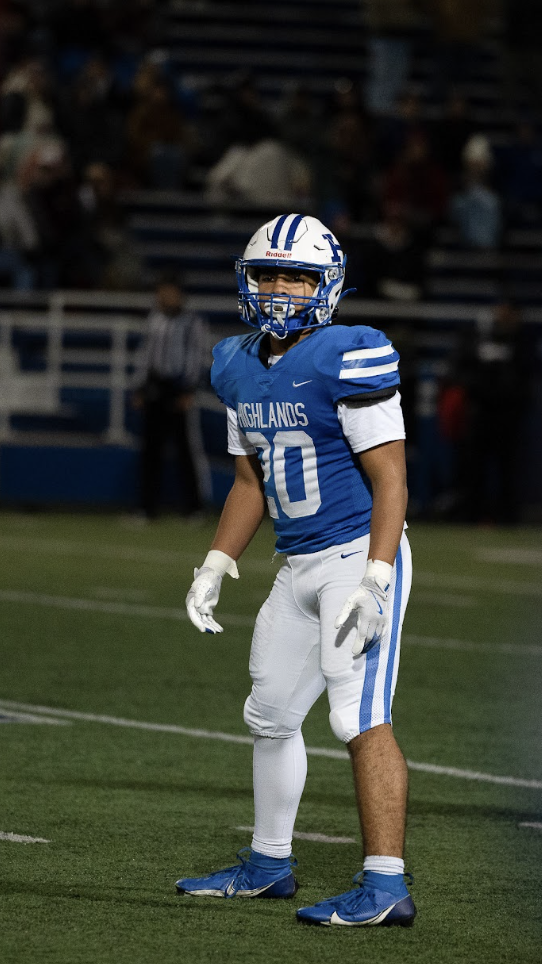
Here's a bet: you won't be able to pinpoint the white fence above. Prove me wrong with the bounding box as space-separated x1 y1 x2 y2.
1 288 541 444
0 290 234 444
0 293 150 443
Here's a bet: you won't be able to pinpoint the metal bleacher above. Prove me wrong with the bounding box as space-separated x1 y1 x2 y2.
123 0 542 312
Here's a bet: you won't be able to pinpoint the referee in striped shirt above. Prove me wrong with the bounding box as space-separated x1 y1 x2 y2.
133 271 210 520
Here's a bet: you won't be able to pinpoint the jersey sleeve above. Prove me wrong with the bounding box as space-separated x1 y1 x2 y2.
314 325 400 404
337 393 405 453
210 335 244 409
227 406 256 455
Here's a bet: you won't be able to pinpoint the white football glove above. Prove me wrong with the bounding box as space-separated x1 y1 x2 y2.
186 550 239 634
335 559 393 656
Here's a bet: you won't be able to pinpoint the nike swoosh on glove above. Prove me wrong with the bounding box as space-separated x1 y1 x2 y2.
335 560 392 656
186 550 239 635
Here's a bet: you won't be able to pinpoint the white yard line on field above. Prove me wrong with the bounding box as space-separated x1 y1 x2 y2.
0 534 276 573
0 709 71 725
0 832 50 843
518 822 542 830
403 634 542 657
0 699 541 792
0 699 255 744
475 548 542 566
415 569 542 598
411 591 476 608
1 588 540 657
405 761 542 789
2 533 542 595
91 587 151 602
0 588 256 627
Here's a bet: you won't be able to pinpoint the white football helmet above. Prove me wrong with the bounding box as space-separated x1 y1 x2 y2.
236 213 347 337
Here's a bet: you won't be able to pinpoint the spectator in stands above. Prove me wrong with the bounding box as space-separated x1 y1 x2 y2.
449 133 502 248
278 85 323 165
79 161 144 290
358 200 424 301
209 72 272 163
131 272 211 521
363 0 424 116
422 0 492 102
0 2 30 82
375 90 428 169
58 54 126 177
381 129 449 242
0 57 68 231
429 91 474 190
128 58 162 101
0 170 38 290
319 79 377 221
18 139 96 288
123 75 195 188
100 0 158 60
205 138 312 211
0 56 63 140
0 78 43 290
440 299 533 523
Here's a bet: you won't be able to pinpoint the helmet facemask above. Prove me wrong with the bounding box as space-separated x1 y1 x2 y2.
236 258 345 339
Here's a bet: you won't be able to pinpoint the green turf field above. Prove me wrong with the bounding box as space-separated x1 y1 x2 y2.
1 510 541 964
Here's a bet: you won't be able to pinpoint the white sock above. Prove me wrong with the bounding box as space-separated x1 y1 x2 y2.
250 730 307 859
363 855 405 875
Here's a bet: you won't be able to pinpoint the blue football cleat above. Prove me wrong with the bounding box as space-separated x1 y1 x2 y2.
296 872 416 927
176 848 298 899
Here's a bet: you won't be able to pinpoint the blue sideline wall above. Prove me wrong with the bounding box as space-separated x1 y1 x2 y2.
0 443 234 509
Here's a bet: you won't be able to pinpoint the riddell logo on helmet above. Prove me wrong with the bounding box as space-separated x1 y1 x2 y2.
266 251 292 258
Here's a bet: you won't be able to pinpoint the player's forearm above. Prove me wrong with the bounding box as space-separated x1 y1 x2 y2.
367 476 408 567
209 478 266 561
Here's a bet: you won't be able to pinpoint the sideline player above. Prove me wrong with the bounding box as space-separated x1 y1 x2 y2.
176 213 415 927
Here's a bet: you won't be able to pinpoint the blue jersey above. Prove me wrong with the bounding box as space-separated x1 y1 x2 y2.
211 325 401 554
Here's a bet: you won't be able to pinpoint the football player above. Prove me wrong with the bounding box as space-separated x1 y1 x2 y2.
176 213 416 928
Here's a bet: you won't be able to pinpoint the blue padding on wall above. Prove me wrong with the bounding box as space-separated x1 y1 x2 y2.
0 446 140 504
0 444 233 508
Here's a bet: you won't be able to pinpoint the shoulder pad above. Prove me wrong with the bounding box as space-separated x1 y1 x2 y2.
211 333 260 407
312 325 400 403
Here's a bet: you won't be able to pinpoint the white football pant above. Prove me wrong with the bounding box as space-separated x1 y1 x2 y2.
244 531 412 744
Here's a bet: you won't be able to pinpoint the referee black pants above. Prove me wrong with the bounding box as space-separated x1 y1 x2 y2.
141 394 203 518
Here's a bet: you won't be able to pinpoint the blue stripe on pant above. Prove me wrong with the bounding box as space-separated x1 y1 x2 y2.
358 544 403 733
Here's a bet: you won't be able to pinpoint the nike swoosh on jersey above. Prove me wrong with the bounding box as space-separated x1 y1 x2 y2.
292 379 312 387
340 550 363 559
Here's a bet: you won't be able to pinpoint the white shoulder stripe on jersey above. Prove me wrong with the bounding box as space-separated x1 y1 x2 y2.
342 344 395 362
339 361 399 380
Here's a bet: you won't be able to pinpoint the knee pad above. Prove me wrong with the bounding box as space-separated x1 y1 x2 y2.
329 705 360 744
243 693 300 739
329 704 388 743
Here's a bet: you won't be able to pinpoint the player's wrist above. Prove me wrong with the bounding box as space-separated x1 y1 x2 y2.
202 549 239 579
364 559 392 591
